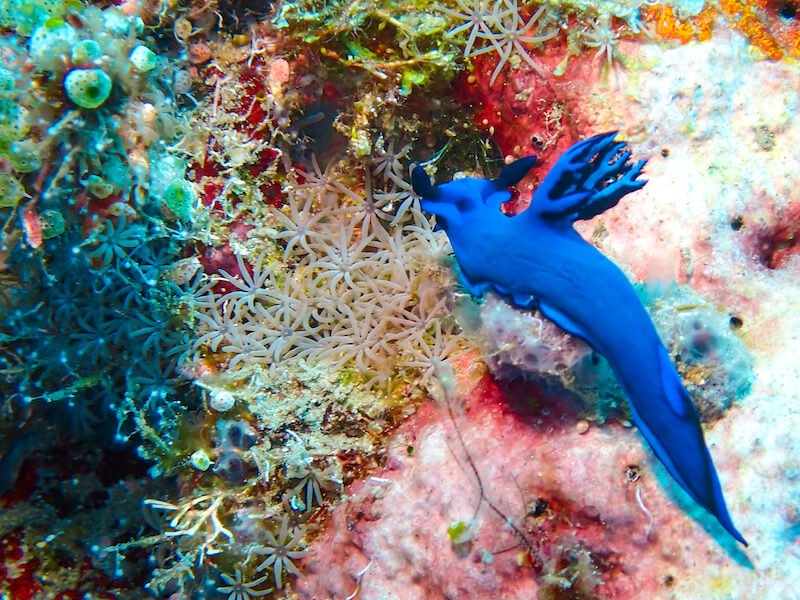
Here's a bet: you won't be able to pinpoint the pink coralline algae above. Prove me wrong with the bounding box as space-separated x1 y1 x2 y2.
298 364 731 599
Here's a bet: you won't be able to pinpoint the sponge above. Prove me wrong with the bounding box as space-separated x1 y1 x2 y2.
64 68 112 109
0 99 31 142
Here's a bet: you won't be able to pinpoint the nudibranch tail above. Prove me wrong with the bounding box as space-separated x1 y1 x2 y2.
618 345 748 546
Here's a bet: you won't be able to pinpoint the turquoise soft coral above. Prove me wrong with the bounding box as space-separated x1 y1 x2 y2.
412 132 747 546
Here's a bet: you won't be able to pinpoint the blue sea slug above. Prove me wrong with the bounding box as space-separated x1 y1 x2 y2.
412 132 747 546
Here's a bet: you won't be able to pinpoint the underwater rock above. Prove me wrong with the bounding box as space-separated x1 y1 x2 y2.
297 370 716 599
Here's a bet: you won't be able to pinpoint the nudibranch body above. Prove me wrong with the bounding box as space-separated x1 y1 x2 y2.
412 133 747 546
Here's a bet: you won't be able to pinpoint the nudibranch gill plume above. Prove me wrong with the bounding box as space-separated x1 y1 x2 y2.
412 132 747 546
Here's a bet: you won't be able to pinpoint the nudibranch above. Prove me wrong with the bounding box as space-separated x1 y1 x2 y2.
412 132 747 546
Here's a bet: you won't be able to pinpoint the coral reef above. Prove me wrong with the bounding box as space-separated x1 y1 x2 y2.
298 362 688 599
0 0 799 597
